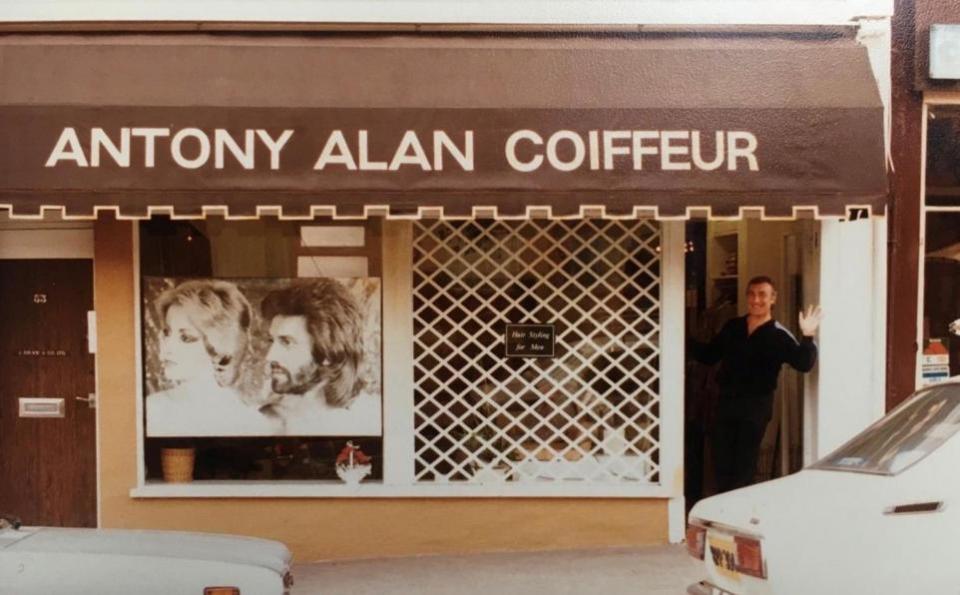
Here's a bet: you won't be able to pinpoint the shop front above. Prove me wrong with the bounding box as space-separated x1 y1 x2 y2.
0 30 887 559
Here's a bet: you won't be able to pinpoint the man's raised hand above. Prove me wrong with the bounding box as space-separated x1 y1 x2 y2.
798 305 822 337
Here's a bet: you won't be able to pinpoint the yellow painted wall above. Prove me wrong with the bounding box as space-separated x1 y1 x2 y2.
93 217 669 562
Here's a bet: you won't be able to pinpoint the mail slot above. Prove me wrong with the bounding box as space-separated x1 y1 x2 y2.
18 397 65 418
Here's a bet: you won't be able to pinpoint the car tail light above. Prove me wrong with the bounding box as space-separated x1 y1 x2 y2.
685 523 706 559
734 535 766 578
204 588 240 595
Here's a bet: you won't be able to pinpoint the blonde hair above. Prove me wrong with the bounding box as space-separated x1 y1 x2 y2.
158 280 252 387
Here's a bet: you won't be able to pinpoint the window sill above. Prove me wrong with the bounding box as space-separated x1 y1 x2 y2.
129 479 665 499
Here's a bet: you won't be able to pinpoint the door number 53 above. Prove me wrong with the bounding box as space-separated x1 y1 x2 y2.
33 293 47 304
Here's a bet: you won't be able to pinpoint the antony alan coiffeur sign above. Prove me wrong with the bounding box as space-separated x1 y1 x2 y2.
43 125 760 174
0 102 885 217
142 277 382 437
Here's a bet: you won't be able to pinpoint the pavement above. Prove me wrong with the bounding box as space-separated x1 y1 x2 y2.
293 544 702 595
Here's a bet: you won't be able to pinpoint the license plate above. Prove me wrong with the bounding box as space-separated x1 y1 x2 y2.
707 536 741 581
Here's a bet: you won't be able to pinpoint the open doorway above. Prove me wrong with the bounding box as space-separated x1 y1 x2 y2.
684 218 819 508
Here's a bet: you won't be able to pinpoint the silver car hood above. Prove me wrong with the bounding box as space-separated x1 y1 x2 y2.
5 527 292 575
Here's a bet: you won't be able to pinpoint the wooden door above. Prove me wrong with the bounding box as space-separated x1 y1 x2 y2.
0 260 96 527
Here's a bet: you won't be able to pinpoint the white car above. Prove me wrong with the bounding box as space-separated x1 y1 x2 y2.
686 380 960 595
0 517 293 595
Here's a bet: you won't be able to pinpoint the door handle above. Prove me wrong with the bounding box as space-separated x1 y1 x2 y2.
883 501 944 515
75 393 96 410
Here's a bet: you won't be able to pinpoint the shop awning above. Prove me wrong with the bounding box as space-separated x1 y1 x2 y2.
0 32 887 218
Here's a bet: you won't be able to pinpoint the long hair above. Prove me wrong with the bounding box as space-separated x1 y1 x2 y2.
261 279 364 407
157 279 252 387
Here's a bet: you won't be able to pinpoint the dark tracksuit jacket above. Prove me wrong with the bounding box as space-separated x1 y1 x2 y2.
690 316 818 422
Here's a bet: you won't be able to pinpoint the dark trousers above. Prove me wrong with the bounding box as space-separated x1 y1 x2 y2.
711 397 771 493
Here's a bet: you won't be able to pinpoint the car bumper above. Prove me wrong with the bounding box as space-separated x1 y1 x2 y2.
687 581 737 595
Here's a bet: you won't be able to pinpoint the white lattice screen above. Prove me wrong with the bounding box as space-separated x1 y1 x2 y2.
412 219 662 485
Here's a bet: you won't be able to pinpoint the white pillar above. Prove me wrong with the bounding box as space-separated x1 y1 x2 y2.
813 216 887 458
872 216 888 415
660 220 685 542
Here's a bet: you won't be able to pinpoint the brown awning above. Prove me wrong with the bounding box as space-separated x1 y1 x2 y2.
0 32 887 218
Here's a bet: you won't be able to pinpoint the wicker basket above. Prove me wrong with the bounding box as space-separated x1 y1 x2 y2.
161 447 195 483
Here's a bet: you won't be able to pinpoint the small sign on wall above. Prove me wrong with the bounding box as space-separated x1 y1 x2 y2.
931 24 960 79
15 349 68 357
504 324 556 358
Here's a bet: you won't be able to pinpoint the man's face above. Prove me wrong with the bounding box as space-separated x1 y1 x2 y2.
746 282 777 318
266 315 323 395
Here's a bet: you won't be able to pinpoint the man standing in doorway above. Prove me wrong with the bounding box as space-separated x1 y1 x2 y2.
690 275 821 493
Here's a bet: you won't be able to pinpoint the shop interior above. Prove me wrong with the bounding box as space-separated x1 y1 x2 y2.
683 218 820 507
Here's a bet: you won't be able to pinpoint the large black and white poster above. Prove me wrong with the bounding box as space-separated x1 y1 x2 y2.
143 277 382 437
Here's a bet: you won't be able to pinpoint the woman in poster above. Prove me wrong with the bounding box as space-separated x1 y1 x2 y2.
146 279 279 436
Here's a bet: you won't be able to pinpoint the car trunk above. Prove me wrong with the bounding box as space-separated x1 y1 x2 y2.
691 469 892 594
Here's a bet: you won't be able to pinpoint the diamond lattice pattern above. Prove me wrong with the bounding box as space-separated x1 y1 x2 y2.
412 219 661 485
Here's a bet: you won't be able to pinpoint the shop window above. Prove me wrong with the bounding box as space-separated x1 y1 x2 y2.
920 106 960 385
921 211 960 383
135 216 672 496
411 219 662 484
923 107 960 387
925 107 960 209
139 217 383 483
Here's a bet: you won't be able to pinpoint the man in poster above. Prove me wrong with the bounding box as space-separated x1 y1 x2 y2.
260 279 381 436
689 275 821 493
